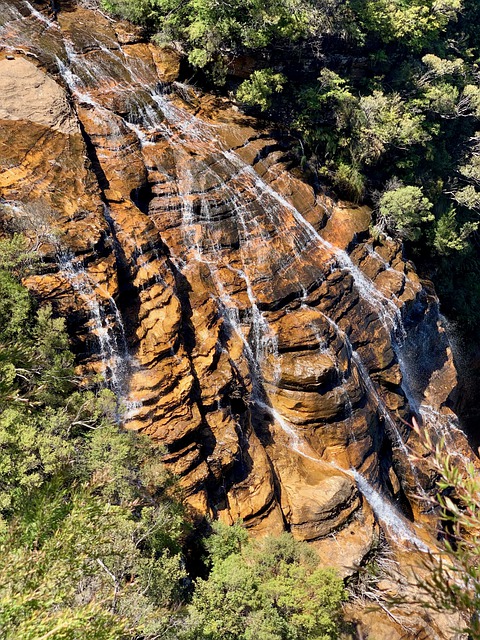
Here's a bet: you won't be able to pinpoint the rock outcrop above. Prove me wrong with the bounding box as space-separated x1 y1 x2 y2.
0 2 477 636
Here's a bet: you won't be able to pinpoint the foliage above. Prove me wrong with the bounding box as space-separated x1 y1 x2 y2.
0 234 38 275
406 420 480 638
432 208 478 254
332 163 365 203
101 0 317 79
354 0 462 49
236 69 286 112
453 184 480 211
0 491 187 640
357 91 428 162
377 185 434 241
0 238 189 638
203 519 249 564
293 70 357 153
185 522 346 640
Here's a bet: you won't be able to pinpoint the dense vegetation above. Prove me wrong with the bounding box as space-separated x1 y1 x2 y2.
102 0 480 334
0 237 346 638
0 236 188 638
188 523 346 639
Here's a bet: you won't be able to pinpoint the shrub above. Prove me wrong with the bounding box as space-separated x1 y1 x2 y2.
406 419 480 638
185 522 346 640
236 69 286 112
377 185 434 241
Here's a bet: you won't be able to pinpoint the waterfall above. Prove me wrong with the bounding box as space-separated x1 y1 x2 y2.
24 0 58 29
51 27 445 421
320 314 429 500
56 248 129 401
78 41 436 468
352 471 429 551
255 391 430 550
20 0 468 548
0 198 130 410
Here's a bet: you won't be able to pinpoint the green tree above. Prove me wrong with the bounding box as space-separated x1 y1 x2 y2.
357 91 428 164
453 184 480 211
355 0 461 49
377 184 434 241
0 234 190 638
102 0 317 79
236 69 286 112
0 270 33 342
332 162 366 202
294 69 358 153
433 208 478 254
459 150 480 186
0 490 187 640
186 522 346 640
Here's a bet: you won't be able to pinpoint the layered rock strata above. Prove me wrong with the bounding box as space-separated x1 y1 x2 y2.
0 1 476 605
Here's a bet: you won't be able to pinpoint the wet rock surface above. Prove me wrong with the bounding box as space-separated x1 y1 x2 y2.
0 2 477 637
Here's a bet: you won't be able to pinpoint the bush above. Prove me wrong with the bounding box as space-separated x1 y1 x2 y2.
407 419 480 638
236 69 286 112
433 208 478 255
185 522 346 640
0 235 189 638
101 0 316 78
332 162 365 202
377 185 434 241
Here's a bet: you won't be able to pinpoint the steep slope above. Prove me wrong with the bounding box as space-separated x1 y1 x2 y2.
0 3 477 634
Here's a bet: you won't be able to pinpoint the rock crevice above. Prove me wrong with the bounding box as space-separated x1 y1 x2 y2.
0 2 477 611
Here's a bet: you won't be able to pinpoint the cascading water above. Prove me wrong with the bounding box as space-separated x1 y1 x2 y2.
56 31 425 483
255 374 429 550
24 0 57 28
55 248 129 397
352 470 429 551
0 197 130 411
152 105 443 521
11 0 474 553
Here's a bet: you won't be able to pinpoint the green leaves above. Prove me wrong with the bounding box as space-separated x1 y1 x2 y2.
0 234 37 275
407 432 480 639
0 491 187 640
0 237 191 639
236 69 286 111
0 407 73 511
204 521 249 564
0 405 189 638
358 91 428 161
102 0 320 81
186 527 346 640
377 185 434 241
433 208 478 254
0 271 33 342
355 0 462 49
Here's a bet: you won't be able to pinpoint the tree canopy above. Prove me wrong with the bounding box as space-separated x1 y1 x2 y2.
0 236 189 638
185 522 346 640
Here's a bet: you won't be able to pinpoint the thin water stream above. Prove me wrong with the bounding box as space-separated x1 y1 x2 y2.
19 0 463 548
56 249 129 396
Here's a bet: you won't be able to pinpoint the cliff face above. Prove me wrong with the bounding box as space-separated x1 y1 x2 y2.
0 2 476 634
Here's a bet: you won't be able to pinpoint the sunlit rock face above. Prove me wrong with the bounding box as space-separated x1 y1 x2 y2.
0 0 476 588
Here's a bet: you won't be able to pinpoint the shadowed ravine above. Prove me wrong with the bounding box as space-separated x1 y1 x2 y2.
0 3 478 631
